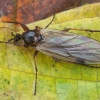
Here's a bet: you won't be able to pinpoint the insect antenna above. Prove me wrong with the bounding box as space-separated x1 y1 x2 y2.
45 15 55 28
0 40 24 46
0 31 23 46
0 41 13 44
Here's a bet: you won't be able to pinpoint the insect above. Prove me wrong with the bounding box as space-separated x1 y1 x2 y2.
1 15 100 95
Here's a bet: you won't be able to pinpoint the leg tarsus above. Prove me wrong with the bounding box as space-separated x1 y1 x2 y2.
33 50 39 95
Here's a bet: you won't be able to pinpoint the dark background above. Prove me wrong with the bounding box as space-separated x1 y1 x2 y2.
0 0 100 24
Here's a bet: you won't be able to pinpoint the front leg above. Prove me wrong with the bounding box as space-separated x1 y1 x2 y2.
3 21 29 31
14 22 30 31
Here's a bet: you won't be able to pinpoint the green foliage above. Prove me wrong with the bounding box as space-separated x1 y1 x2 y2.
0 3 100 100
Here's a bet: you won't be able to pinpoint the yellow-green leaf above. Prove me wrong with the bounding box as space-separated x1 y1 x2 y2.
0 3 100 100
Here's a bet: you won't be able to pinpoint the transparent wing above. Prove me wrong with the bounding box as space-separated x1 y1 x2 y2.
36 29 100 67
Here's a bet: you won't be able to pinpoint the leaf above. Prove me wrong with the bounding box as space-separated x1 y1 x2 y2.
0 3 100 100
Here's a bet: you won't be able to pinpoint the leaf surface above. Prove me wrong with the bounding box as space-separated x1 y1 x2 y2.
0 3 100 100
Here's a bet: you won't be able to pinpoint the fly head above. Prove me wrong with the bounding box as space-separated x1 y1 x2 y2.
0 23 44 48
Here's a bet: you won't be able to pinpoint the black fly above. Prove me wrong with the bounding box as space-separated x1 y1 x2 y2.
0 15 100 95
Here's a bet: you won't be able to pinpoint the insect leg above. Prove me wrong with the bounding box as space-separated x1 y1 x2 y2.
0 38 14 45
11 32 16 37
45 15 55 28
14 22 29 31
8 38 14 42
3 21 29 31
52 57 61 63
33 50 39 95
64 28 100 32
